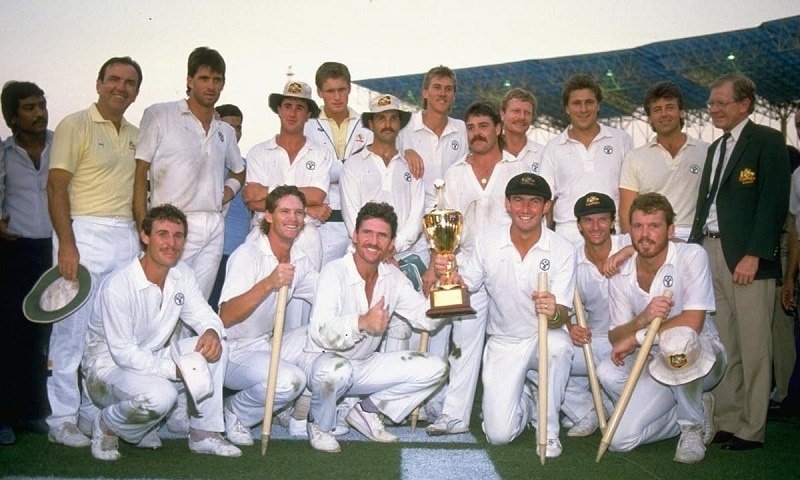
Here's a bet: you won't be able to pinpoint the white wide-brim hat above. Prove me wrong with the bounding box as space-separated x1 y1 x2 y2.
170 337 214 409
649 326 716 386
268 80 320 118
361 93 411 130
23 264 92 324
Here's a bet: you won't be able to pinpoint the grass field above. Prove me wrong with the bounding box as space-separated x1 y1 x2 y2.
2 411 798 480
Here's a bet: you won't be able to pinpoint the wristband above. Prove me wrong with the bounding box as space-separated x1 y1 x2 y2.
635 327 659 346
224 178 241 195
548 308 561 325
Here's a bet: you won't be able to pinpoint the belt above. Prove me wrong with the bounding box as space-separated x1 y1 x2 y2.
328 209 344 223
705 231 721 239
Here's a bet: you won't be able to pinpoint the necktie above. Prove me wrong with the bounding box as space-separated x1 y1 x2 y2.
707 132 732 201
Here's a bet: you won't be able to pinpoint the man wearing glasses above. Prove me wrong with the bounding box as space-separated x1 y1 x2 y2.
689 73 789 451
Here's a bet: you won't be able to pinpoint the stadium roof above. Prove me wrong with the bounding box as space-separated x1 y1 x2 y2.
354 15 800 133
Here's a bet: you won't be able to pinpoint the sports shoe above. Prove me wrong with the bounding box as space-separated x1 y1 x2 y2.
288 417 308 438
346 403 398 443
136 428 162 449
0 425 16 445
307 421 341 453
535 438 563 458
426 414 469 436
224 408 253 446
188 432 242 458
334 402 351 436
77 415 93 437
48 422 91 447
702 392 715 445
674 424 705 464
567 411 598 437
90 415 120 461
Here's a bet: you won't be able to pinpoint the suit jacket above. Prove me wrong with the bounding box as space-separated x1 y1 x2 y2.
689 120 789 279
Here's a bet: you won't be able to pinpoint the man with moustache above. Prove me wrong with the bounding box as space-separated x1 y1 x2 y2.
619 82 709 240
1 81 53 442
689 73 789 450
538 74 633 244
134 46 245 300
46 57 144 447
501 88 544 171
426 101 528 436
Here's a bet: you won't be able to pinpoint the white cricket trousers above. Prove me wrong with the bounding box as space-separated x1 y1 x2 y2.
561 336 614 423
182 211 225 300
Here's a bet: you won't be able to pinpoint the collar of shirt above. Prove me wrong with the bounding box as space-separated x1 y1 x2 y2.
3 130 54 152
409 110 460 137
319 106 359 123
130 256 181 292
451 149 519 167
556 123 613 146
620 240 677 278
255 232 309 264
497 223 554 255
89 103 131 129
726 117 750 143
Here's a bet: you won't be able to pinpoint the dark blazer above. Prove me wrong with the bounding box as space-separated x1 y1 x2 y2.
689 120 789 279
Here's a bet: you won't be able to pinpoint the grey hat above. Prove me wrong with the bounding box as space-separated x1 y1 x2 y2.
268 81 320 118
23 264 92 324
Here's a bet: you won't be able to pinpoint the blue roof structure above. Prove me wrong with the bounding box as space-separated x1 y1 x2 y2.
355 16 800 132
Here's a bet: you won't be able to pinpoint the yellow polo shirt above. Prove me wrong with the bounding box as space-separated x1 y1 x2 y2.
49 104 138 219
319 109 351 160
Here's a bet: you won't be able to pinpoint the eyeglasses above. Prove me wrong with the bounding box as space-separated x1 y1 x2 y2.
706 100 738 109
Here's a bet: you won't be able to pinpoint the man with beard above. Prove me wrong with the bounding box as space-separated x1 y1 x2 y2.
501 88 544 171
46 57 144 447
134 46 245 300
619 82 709 240
217 186 318 447
598 193 725 463
425 101 528 436
1 81 53 442
82 204 240 460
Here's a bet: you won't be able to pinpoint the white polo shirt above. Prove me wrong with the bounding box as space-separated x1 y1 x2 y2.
575 234 630 336
305 254 437 360
339 147 424 255
442 151 529 258
508 137 543 173
608 242 719 340
245 135 332 227
397 111 468 212
619 136 709 236
219 234 318 350
136 100 244 213
539 124 633 232
84 258 225 380
459 225 576 339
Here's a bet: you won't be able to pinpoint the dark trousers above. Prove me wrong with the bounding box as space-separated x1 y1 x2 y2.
0 237 53 425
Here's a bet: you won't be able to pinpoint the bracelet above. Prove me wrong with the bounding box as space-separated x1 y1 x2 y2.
224 178 241 195
548 308 561 325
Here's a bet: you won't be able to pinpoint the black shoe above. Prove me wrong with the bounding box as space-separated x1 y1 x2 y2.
19 418 48 434
721 436 764 451
711 430 734 444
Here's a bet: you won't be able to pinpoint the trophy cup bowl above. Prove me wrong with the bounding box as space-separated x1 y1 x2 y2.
422 208 476 318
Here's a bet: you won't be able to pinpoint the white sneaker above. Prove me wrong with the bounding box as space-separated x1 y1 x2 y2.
334 403 351 436
288 417 308 438
346 403 398 443
535 438 563 458
188 432 242 458
567 412 598 437
48 422 91 448
425 414 469 436
702 392 715 446
90 415 120 461
224 408 254 446
674 424 705 464
307 421 341 453
136 428 162 449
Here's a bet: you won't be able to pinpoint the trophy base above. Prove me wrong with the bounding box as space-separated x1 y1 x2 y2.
426 284 476 318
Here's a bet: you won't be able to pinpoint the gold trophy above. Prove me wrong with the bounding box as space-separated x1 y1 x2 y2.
422 179 476 318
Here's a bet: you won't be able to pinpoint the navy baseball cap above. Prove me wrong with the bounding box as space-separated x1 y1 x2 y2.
574 192 616 219
505 173 552 201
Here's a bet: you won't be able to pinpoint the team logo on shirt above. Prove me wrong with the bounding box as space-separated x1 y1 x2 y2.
451 140 460 151
306 161 316 170
663 275 674 287
603 145 613 154
690 164 700 174
531 162 540 173
404 172 412 182
539 259 551 271
739 168 756 185
174 293 185 306
128 141 136 151
356 133 365 143
218 131 224 142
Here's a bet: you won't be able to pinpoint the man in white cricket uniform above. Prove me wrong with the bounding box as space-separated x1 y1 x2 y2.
296 202 448 453
426 102 528 436
243 80 332 273
597 193 726 464
217 186 317 446
560 192 629 437
450 173 576 458
538 74 633 244
304 62 372 267
501 88 543 172
82 205 240 460
133 47 244 300
45 57 144 447
619 81 709 240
